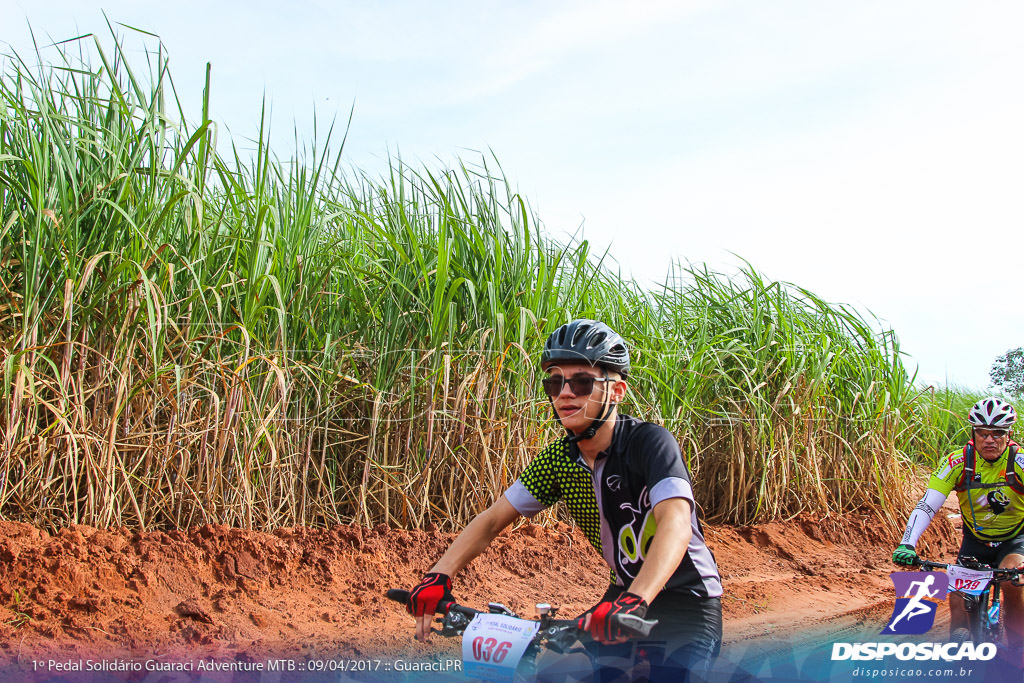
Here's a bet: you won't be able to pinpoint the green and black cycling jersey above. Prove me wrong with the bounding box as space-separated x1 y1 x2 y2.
925 444 1024 542
504 414 723 598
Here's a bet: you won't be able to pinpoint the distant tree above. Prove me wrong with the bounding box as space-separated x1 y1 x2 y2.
990 348 1024 396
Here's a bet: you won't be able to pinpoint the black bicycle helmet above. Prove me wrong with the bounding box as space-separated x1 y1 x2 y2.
541 319 630 377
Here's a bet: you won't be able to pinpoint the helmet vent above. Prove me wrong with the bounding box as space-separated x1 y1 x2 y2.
540 319 630 376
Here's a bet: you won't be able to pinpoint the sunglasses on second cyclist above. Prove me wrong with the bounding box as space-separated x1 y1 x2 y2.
975 428 1009 441
541 374 614 398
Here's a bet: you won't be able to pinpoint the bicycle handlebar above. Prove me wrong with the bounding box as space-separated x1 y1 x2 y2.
911 557 1024 582
385 589 658 639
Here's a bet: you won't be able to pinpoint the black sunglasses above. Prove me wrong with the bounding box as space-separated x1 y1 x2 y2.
541 375 614 397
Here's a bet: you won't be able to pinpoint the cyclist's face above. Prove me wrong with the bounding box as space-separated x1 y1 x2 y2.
974 427 1010 460
544 363 625 429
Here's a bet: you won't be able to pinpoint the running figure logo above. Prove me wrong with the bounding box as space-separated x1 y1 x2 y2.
883 572 949 635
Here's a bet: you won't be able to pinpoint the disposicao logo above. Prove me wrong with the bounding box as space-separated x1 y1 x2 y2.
882 571 948 635
830 641 996 662
829 571 997 664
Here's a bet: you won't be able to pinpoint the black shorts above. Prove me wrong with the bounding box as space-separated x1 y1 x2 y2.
958 529 1024 567
587 584 722 682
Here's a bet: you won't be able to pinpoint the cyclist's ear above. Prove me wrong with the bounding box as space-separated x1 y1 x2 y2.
608 374 627 404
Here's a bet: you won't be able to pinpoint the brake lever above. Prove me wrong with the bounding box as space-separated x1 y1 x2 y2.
960 556 985 570
544 627 578 654
435 610 472 637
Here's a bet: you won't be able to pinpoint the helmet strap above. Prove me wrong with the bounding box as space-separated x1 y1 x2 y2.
566 400 615 443
560 369 615 443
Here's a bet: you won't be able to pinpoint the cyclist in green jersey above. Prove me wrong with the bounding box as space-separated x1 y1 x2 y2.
893 397 1024 655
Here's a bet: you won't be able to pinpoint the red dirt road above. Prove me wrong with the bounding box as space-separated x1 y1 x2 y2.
0 508 959 681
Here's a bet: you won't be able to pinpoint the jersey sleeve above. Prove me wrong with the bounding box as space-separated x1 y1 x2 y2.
634 424 693 506
504 439 567 516
504 481 546 517
926 450 965 497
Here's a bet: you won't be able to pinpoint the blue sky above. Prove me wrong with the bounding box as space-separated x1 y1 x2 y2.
3 1 1023 389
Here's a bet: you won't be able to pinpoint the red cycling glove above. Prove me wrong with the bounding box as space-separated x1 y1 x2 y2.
406 572 455 617
578 591 648 642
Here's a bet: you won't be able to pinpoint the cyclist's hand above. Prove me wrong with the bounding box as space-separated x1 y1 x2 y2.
407 572 454 641
577 591 648 643
892 544 917 566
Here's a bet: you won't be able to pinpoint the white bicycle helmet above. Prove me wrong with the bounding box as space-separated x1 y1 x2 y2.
968 397 1017 429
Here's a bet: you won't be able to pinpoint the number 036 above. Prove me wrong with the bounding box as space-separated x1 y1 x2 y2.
471 637 512 663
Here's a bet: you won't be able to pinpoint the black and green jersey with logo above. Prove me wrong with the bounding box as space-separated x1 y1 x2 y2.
505 414 722 598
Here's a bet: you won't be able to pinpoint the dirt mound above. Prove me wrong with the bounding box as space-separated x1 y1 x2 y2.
0 506 959 679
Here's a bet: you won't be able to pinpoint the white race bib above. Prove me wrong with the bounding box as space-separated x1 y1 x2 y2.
461 613 540 682
946 565 993 596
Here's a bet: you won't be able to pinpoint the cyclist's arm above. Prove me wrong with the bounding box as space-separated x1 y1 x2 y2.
623 497 692 604
900 455 959 547
428 444 558 576
415 496 521 641
900 487 948 547
428 494 522 576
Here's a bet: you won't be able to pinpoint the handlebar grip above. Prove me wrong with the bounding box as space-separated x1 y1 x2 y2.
386 589 410 604
385 589 460 616
613 613 658 638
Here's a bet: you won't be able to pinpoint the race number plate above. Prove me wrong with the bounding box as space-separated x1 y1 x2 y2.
945 565 993 596
462 613 540 682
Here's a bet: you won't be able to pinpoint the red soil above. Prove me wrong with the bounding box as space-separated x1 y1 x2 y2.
0 505 960 681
